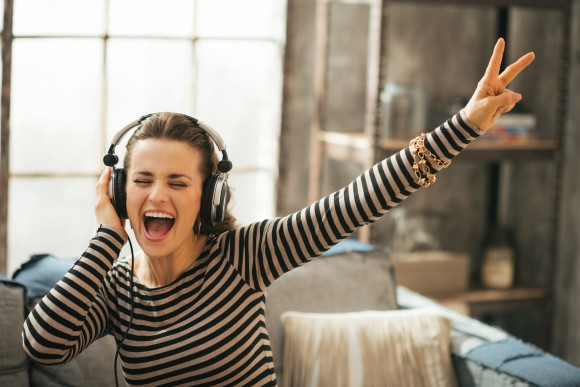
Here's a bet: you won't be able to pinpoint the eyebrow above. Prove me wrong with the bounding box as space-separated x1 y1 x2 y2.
134 171 193 180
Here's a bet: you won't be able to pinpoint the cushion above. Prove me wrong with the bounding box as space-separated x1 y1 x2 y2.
0 278 30 386
265 249 396 384
14 254 125 387
467 337 580 387
322 239 376 256
13 254 77 301
281 308 457 387
29 330 125 387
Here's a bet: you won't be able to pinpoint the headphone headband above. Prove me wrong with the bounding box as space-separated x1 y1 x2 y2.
103 113 232 173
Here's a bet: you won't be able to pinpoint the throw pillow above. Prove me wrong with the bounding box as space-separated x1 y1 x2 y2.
13 254 77 301
281 308 457 387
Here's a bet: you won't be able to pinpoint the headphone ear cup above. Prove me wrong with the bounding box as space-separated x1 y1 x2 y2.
214 177 228 224
111 168 128 219
200 174 228 226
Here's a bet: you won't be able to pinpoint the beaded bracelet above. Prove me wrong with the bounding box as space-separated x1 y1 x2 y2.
410 133 450 188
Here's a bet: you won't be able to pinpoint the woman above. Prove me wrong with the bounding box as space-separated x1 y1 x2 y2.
23 38 534 386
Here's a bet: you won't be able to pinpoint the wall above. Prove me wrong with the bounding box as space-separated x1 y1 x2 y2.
553 0 580 365
278 0 580 363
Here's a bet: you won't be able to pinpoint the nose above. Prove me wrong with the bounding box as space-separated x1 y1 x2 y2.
148 181 169 204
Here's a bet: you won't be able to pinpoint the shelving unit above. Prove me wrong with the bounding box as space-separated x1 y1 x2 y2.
308 0 572 348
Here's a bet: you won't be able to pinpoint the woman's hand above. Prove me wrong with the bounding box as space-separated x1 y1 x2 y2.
464 38 535 131
95 168 126 236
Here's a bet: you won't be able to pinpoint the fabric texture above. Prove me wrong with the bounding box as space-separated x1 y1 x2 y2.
25 298 126 387
0 279 30 387
265 249 397 384
12 255 124 387
321 238 377 256
467 337 580 387
467 337 540 369
281 308 457 387
22 112 483 386
13 254 77 301
452 356 530 387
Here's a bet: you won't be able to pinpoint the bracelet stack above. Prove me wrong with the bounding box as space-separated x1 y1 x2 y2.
410 133 450 188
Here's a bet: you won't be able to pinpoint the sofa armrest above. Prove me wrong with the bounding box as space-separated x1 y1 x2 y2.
397 286 580 387
0 278 30 386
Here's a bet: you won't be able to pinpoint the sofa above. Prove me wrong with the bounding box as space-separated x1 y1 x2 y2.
1 255 125 387
265 241 580 387
2 245 580 387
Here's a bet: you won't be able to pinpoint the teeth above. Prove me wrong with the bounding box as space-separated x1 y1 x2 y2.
145 212 175 219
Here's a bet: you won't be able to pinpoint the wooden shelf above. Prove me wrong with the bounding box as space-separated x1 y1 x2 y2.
316 130 556 163
317 131 373 165
379 138 556 161
426 287 547 316
306 0 572 349
390 0 570 9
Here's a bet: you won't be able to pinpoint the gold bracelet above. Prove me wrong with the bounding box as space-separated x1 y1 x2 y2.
410 133 450 188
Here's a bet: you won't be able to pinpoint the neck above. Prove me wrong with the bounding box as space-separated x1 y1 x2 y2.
134 234 208 288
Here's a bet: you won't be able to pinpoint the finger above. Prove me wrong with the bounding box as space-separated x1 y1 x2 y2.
499 52 535 86
97 168 112 194
502 103 516 114
485 90 521 113
483 38 505 81
98 167 111 181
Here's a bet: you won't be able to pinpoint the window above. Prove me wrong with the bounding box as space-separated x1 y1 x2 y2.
0 0 286 274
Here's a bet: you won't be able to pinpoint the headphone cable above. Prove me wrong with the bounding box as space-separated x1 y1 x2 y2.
114 237 135 387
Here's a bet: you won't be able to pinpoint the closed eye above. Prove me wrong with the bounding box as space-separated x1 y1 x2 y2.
133 179 151 185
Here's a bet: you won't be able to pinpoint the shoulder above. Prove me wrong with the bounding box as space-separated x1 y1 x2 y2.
106 255 132 284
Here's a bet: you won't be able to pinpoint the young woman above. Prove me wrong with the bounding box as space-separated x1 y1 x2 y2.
23 38 534 386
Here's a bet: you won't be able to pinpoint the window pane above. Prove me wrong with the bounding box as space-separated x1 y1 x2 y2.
7 177 97 275
108 0 194 37
228 170 276 226
197 0 286 39
195 41 282 171
106 39 193 141
13 0 105 35
10 39 103 174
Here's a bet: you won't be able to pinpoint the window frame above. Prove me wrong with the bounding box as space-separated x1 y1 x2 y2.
0 0 286 273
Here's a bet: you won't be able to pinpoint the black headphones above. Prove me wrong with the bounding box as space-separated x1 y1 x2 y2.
103 113 233 226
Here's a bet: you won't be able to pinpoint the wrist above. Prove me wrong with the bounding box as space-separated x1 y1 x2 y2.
460 109 485 136
98 223 128 245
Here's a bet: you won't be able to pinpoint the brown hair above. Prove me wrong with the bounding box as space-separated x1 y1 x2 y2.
123 112 237 235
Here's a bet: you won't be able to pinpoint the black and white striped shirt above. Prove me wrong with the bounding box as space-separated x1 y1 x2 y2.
23 112 483 386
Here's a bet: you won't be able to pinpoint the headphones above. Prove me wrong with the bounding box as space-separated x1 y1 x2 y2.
103 113 233 226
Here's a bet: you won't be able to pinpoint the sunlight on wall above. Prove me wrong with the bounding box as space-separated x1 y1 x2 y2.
6 0 286 274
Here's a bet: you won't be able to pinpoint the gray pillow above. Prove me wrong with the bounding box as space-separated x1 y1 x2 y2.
265 249 396 385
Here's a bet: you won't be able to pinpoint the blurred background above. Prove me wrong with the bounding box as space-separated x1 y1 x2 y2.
1 0 580 370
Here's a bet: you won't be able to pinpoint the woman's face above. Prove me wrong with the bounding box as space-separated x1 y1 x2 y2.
126 138 205 259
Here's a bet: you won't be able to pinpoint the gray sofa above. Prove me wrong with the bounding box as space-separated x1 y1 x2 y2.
265 244 580 387
1 259 125 387
2 245 580 387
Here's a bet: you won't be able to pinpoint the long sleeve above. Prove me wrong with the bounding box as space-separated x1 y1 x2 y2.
221 111 484 291
22 225 126 365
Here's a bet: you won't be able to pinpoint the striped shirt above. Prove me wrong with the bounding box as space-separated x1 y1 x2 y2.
22 111 483 386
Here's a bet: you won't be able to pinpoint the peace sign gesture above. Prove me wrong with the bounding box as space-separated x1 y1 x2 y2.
464 38 535 131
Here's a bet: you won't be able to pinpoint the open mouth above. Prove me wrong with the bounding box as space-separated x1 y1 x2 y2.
143 211 175 239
